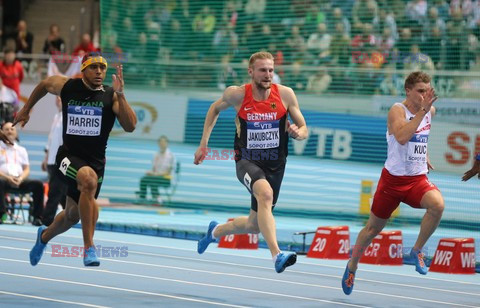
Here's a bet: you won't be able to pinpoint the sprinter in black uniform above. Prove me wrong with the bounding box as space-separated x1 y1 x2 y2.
15 52 137 266
194 51 308 273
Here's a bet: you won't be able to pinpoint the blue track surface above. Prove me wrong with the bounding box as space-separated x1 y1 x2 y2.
0 225 479 308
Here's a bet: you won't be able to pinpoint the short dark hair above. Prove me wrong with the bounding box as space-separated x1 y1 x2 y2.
3 47 15 54
158 135 169 143
405 71 431 90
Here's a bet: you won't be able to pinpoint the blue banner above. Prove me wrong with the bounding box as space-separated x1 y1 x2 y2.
185 98 388 163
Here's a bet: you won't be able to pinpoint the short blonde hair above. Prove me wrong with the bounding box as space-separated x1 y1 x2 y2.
248 51 274 68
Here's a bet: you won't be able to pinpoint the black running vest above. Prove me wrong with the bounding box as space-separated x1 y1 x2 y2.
60 78 115 165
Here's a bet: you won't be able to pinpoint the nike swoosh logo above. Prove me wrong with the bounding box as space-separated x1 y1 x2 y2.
244 107 253 111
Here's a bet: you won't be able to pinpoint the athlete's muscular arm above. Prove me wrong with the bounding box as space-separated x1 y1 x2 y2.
389 88 437 145
279 86 308 140
112 65 137 132
14 75 69 128
194 86 244 165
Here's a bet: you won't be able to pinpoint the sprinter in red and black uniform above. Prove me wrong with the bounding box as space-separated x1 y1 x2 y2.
15 52 137 267
194 51 308 273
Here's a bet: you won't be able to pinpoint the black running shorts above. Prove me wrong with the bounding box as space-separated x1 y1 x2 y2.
56 145 105 204
235 159 285 212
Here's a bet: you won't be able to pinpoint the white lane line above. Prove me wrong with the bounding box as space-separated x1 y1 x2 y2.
1 257 478 307
0 266 368 308
0 271 249 308
1 233 479 288
0 290 110 307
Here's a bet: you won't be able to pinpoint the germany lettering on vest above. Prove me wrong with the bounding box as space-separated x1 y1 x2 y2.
247 112 277 121
68 99 105 107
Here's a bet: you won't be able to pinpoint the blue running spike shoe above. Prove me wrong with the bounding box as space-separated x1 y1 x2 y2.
84 246 100 266
197 221 218 254
410 248 428 275
274 251 297 273
30 226 47 266
342 262 356 295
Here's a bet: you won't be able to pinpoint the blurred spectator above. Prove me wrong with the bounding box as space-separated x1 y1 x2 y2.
378 72 400 95
41 96 67 226
171 0 191 25
283 61 308 91
217 54 240 89
0 48 24 98
118 17 137 52
43 24 66 55
284 25 307 64
467 1 480 37
433 0 451 21
423 7 447 40
192 5 216 59
330 23 352 66
244 0 266 22
306 23 332 65
377 28 396 55
405 0 428 23
352 62 380 94
307 68 332 94
351 23 377 53
395 28 415 68
0 78 18 124
403 44 435 76
0 122 44 226
14 20 33 55
192 5 216 35
212 22 238 57
332 0 356 20
73 33 97 56
329 7 351 37
445 8 468 69
352 0 378 26
377 8 399 41
137 135 175 204
221 0 239 28
466 32 479 68
450 0 475 19
304 3 328 34
256 24 273 52
422 26 445 69
164 19 187 60
144 19 162 61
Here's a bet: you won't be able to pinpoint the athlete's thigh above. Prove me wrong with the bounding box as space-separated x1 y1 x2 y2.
265 165 286 206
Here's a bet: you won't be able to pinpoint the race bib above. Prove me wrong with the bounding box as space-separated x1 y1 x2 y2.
407 134 428 162
66 105 102 136
246 120 280 149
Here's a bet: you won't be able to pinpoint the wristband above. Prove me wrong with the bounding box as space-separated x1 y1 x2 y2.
475 153 480 161
115 90 124 95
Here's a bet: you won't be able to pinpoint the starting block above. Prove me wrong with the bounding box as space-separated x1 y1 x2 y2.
359 230 403 265
430 238 476 274
218 218 258 250
307 226 350 259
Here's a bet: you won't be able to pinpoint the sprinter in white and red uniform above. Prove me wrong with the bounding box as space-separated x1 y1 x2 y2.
194 51 308 273
342 71 445 295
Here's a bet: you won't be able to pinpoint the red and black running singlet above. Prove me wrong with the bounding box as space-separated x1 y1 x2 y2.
234 84 288 167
